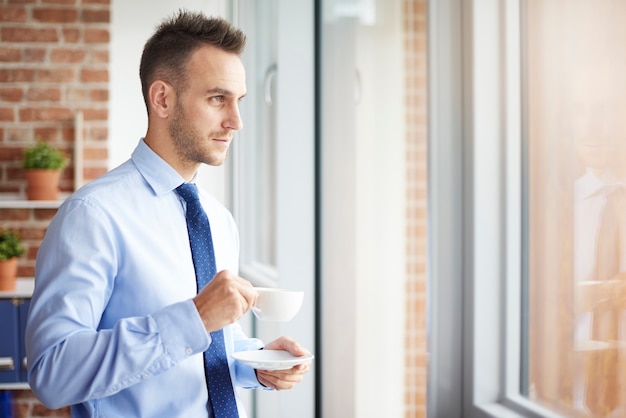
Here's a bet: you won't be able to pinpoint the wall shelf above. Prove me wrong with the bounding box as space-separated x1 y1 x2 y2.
0 197 65 209
0 279 35 299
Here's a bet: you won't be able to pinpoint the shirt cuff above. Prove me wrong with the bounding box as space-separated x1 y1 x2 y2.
151 300 210 363
234 340 265 389
236 361 267 389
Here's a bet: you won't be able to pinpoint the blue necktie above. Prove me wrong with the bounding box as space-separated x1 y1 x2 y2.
176 183 239 418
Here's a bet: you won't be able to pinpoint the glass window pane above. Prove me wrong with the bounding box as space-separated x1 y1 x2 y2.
235 0 278 282
525 1 626 416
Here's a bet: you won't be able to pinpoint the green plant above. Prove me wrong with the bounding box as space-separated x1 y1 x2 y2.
22 141 68 170
0 229 25 261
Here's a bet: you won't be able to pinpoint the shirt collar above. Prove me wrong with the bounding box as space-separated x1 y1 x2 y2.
131 138 187 196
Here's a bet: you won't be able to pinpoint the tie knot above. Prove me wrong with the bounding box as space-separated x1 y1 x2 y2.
176 183 200 204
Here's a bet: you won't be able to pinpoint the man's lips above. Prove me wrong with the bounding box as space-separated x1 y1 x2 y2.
212 137 232 149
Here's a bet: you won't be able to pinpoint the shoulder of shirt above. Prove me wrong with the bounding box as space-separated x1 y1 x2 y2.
62 160 145 207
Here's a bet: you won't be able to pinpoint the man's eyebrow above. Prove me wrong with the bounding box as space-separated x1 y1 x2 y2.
207 88 246 100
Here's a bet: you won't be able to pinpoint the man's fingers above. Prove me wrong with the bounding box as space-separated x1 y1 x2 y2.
257 367 306 390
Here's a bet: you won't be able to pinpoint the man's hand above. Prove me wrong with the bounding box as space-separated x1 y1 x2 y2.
256 336 312 390
193 270 257 332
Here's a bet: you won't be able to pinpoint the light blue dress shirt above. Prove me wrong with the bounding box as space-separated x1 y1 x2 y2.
25 139 264 418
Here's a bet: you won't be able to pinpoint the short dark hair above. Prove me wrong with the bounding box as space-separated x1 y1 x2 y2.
139 10 247 112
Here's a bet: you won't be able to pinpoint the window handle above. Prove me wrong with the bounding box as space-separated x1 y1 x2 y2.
264 63 278 106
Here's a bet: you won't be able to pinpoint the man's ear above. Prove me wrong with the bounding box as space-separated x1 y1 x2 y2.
148 80 173 119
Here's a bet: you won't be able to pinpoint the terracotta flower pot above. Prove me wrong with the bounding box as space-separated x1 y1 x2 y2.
0 257 18 291
25 169 62 200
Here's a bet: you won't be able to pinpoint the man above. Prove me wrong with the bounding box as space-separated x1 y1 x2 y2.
25 10 310 417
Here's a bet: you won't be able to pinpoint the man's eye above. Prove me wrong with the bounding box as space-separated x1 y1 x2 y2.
210 96 224 103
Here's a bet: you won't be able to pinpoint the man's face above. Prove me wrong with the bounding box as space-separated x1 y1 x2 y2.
169 45 246 167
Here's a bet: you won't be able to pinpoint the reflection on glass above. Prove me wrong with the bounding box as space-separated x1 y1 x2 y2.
526 1 626 417
236 0 278 279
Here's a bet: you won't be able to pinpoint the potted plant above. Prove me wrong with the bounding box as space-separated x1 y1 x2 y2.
22 140 69 200
0 229 25 291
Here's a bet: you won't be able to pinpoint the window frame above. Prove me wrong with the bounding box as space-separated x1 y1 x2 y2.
230 0 280 288
229 1 317 417
428 1 566 416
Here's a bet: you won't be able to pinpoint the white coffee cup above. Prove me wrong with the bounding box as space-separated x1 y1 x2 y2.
252 287 304 322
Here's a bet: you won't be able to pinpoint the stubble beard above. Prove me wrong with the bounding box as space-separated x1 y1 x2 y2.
169 103 228 167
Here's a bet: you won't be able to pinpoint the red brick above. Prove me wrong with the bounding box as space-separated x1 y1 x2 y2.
0 68 35 82
51 48 87 63
1 27 59 42
27 88 62 102
0 47 22 62
18 226 47 240
17 265 35 277
5 127 30 142
0 146 22 161
81 68 108 82
92 49 109 63
42 0 77 4
81 108 107 120
19 107 73 122
60 126 74 141
7 0 36 4
0 208 29 221
81 9 109 23
0 183 20 193
33 126 61 142
89 126 108 141
84 166 106 180
26 246 39 259
0 7 27 22
84 28 109 43
37 68 76 83
34 126 63 141
67 88 88 102
24 48 47 62
6 167 25 181
0 107 15 121
33 8 78 23
90 88 109 101
0 87 24 102
34 208 58 221
83 0 110 4
62 27 81 43
84 146 107 160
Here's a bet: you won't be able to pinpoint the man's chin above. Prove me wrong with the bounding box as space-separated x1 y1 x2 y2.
203 154 228 167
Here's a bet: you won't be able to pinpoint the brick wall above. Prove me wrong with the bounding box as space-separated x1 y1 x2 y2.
404 0 428 417
0 0 110 416
0 0 110 196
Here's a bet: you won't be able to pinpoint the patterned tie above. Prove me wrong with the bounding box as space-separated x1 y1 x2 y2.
176 183 239 418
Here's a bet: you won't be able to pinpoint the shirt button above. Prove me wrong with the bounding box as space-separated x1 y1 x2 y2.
185 347 193 356
142 373 149 379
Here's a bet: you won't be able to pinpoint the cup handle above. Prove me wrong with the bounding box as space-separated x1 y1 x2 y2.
251 306 262 319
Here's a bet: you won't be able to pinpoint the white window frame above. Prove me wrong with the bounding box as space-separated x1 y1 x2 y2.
229 1 317 417
428 1 565 416
229 0 280 288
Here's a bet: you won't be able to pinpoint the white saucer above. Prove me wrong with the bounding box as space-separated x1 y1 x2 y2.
232 349 314 370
